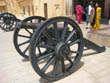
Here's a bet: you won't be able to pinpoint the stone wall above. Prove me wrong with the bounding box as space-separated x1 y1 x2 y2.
0 0 75 19
33 0 66 18
18 0 34 16
0 0 7 13
5 0 21 15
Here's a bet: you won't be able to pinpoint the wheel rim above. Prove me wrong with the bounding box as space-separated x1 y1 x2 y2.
29 17 84 81
14 16 46 59
0 13 16 31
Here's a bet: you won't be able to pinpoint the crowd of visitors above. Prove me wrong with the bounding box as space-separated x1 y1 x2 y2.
76 1 102 30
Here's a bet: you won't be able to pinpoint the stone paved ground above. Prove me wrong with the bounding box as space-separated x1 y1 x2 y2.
0 22 110 83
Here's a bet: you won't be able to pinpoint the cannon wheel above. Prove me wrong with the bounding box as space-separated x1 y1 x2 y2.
0 12 17 31
13 16 46 59
29 17 84 81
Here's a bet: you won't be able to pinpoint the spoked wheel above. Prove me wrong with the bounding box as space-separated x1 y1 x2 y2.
29 17 84 81
13 16 46 59
0 13 17 31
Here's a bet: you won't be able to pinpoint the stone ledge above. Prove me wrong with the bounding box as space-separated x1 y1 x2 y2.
87 28 110 47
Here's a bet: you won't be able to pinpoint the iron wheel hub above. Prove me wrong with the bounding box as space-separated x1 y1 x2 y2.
55 42 70 59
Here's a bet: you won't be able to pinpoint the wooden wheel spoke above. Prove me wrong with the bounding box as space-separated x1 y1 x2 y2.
65 29 76 43
64 55 73 66
25 28 33 35
52 58 59 75
44 31 54 42
23 44 30 54
38 44 55 50
61 22 68 40
36 52 55 61
69 39 81 46
61 58 66 73
4 25 7 29
0 22 3 26
70 50 79 54
38 46 42 55
41 55 56 73
2 23 5 28
18 34 30 38
6 25 9 29
18 40 30 46
53 23 60 41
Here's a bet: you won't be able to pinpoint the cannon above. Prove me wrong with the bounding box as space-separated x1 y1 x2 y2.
13 16 105 81
0 12 21 31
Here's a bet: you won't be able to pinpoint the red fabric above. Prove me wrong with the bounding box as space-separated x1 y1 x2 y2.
77 14 82 24
76 5 85 23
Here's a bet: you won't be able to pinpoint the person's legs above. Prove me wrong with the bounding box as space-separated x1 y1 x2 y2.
80 15 82 23
87 15 90 24
77 15 80 24
95 18 100 29
97 20 100 29
86 15 90 28
86 14 88 25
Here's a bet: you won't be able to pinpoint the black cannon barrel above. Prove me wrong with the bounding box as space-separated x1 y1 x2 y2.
17 22 38 29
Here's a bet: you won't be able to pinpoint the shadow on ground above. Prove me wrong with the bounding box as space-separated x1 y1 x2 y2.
39 61 84 83
83 51 100 57
22 58 29 62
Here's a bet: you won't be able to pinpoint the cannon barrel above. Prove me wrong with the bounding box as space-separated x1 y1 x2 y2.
17 22 38 29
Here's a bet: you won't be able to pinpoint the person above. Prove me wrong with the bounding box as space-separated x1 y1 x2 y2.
76 2 85 24
89 2 95 30
94 3 102 29
85 4 89 28
86 1 93 29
